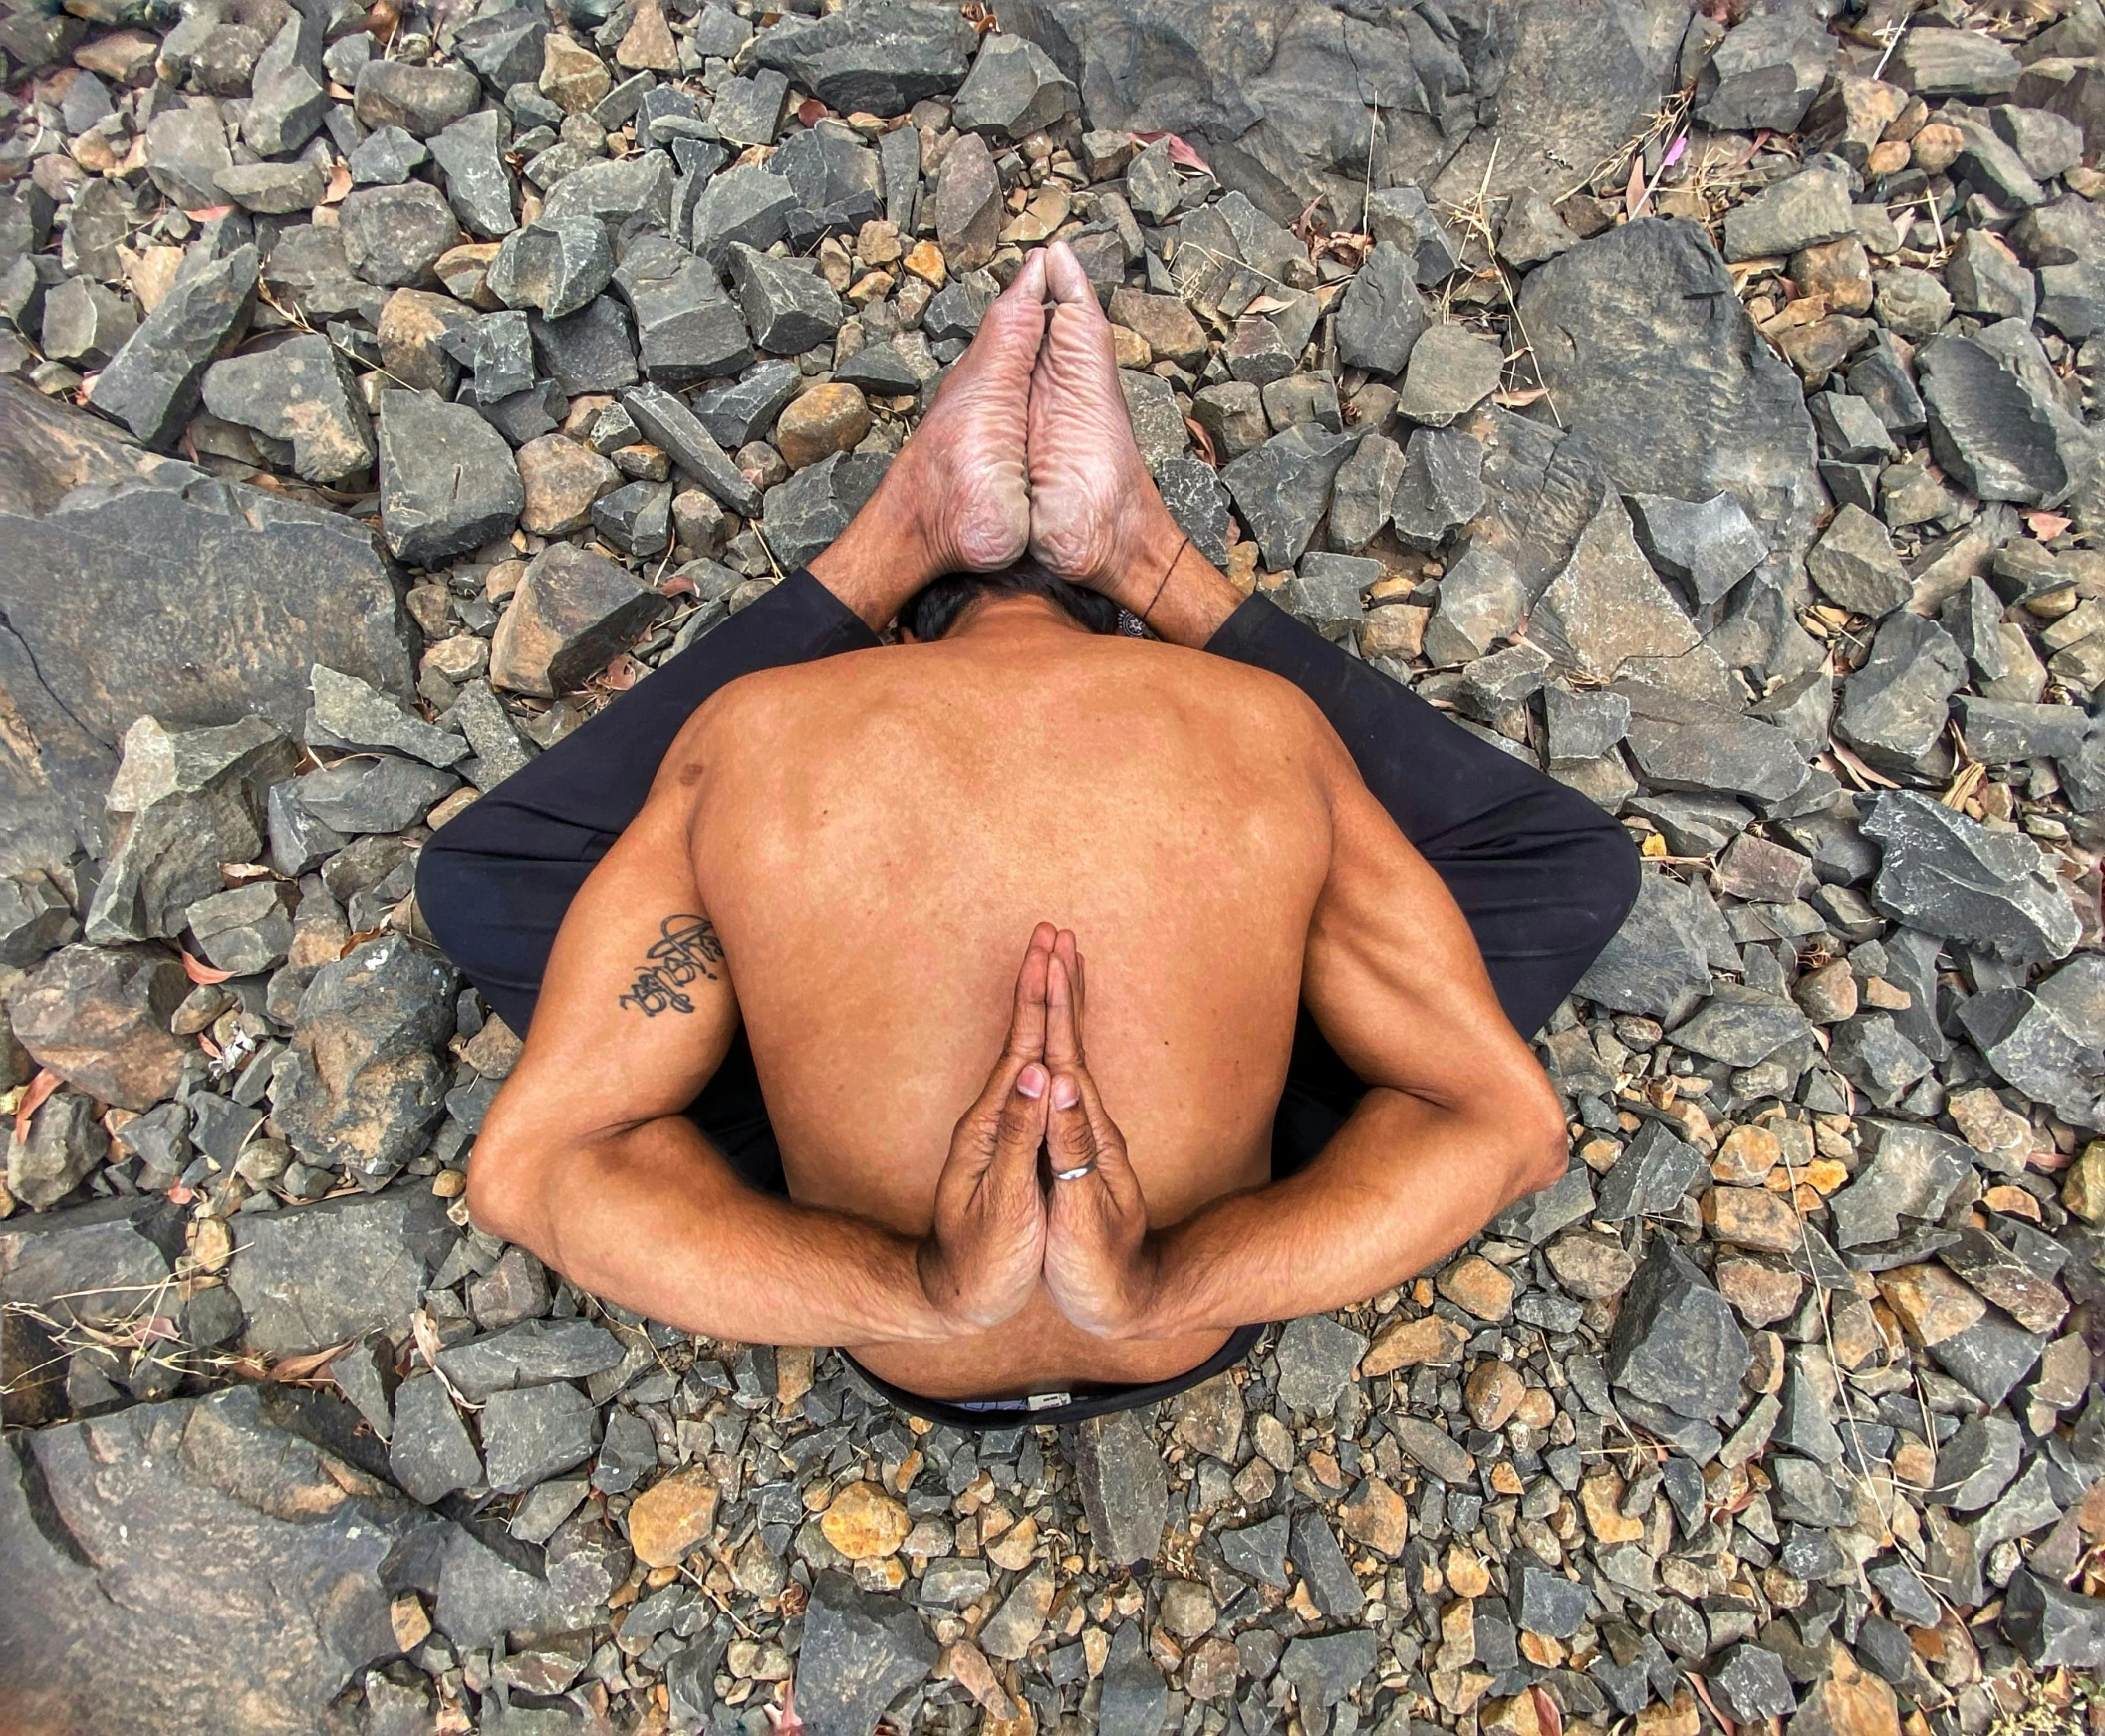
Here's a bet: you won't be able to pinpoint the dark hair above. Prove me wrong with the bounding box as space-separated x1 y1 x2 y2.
900 556 1121 640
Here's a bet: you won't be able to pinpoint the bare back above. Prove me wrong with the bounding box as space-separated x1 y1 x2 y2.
681 620 1334 1396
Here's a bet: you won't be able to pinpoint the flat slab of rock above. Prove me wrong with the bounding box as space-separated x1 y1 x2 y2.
0 383 413 879
1516 218 1826 575
227 1182 459 1357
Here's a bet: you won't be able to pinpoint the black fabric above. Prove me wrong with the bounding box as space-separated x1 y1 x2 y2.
416 570 1639 1423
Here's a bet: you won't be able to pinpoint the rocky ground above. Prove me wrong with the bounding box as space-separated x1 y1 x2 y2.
3 0 2105 1733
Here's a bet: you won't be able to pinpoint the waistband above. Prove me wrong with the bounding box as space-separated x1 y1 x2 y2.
841 1323 1267 1429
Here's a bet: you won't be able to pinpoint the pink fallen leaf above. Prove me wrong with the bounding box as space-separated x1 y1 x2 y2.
1625 154 1648 219
1130 129 1211 174
181 949 237 985
183 203 234 221
14 1068 60 1138
2026 510 2072 540
1663 133 1688 169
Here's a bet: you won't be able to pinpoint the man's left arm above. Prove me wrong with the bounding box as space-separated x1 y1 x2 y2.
1113 732 1571 1336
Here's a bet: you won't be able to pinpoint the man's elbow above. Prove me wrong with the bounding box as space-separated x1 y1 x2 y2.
1504 1072 1572 1200
465 1108 548 1250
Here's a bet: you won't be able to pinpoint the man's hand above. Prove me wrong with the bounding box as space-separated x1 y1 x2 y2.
1038 934 1161 1337
917 922 1057 1331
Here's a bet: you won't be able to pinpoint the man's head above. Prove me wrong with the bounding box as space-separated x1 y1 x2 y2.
900 556 1122 641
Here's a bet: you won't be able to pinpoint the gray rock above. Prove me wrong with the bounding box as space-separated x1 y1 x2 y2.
1326 433 1404 553
2004 1570 2105 1667
688 164 800 266
456 8 546 90
762 450 890 569
42 278 135 368
1424 543 1527 665
1335 242 1427 377
696 362 803 450
228 1184 458 1357
429 109 517 240
1511 1561 1590 1638
1221 1514 1290 1588
388 1371 483 1504
1492 1162 1598 1246
1517 219 1825 573
1837 612 1966 771
952 32 1077 137
377 388 524 566
8 1090 107 1210
1919 322 2079 506
1807 502 1910 615
354 58 480 137
796 1571 939 1736
1573 872 1715 1021
295 756 459 833
1597 1118 1708 1222
1723 163 1856 261
89 244 257 450
1626 491 1768 610
614 235 753 387
1832 1013 1936 1110
1073 1406 1167 1565
1098 1620 1168 1736
1397 324 1503 427
1862 789 2081 962
270 933 457 1182
1948 227 2037 324
1278 1630 1377 1710
487 216 613 320
201 332 375 485
540 153 676 231
1529 496 1716 691
1499 186 1579 268
310 665 465 768
749 1 977 115
11 941 189 1110
349 124 428 186
1957 696 2092 763
728 245 847 356
1607 1237 1750 1420
0 873 78 966
1933 1412 2023 1512
1870 1560 1943 1628
1930 1310 2046 1408
1952 122 2047 213
1670 986 1815 1069
1391 426 1486 549
338 181 463 288
0 1387 449 1736
1285 552 1378 631
1697 7 1831 132
1289 1508 1365 1620
435 1319 628 1403
1385 1414 1473 1484
187 880 295 976
145 105 236 208
1274 1314 1369 1413
85 715 298 944
623 381 764 515
480 1380 601 1493
1957 987 2105 1128
1828 1119 1973 1249
1892 27 2020 96
1220 424 1364 570
710 69 791 149
1620 685 1810 804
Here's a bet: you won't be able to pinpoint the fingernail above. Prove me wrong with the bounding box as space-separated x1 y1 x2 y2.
1052 1074 1079 1110
1017 1064 1046 1100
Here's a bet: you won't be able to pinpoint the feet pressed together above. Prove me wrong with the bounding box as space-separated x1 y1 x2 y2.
808 239 1197 633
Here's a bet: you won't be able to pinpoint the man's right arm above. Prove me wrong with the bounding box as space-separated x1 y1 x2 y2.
468 745 962 1347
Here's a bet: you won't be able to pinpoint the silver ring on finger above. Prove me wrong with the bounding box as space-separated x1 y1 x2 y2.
1053 1163 1096 1182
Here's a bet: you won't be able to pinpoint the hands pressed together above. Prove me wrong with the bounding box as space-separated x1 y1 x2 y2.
917 922 1162 1340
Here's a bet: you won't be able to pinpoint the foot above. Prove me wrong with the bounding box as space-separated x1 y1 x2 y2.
1026 240 1183 611
893 247 1048 577
807 253 1046 626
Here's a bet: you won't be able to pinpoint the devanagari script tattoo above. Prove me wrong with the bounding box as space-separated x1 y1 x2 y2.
618 914 724 1016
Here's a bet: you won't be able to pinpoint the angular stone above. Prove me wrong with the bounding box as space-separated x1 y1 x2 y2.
1290 1507 1365 1620
762 450 890 569
517 432 620 536
480 1380 600 1493
728 245 846 355
1220 424 1363 570
688 164 799 266
388 1371 483 1504
185 880 295 976
354 59 479 137
1397 324 1503 428
1607 1237 1750 1421
377 388 523 566
1391 426 1485 550
952 33 1077 137
2004 1570 2105 1668
228 1184 457 1356
1279 1630 1377 1711
614 235 753 387
1621 685 1810 804
750 1 977 115
1511 1561 1590 1639
1385 1414 1473 1484
1574 873 1715 1021
7 1091 107 1210
270 933 456 1182
1837 612 1965 771
1829 1120 1972 1249
434 1319 625 1403
1893 27 2020 96
1530 495 1710 688
201 333 374 485
89 244 257 449
1624 492 1768 610
488 544 668 699
1724 164 1857 261
1275 1314 1368 1413
1919 323 2078 506
1074 1406 1167 1566
1808 503 1910 616
1862 790 2080 962
487 216 612 320
1335 242 1427 377
11 943 187 1111
1325 433 1404 553
339 181 463 288
623 381 763 515
428 109 517 241
934 131 1001 273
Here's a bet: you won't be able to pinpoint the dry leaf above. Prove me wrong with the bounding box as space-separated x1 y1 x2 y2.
14 1068 60 1139
796 96 827 127
322 160 352 206
1184 415 1218 467
1530 1687 1563 1736
1130 129 1211 174
1825 743 1900 791
1243 292 1296 316
2026 510 2072 540
600 653 643 691
182 949 237 985
271 1341 353 1382
1687 1672 1737 1736
1493 385 1550 407
1625 154 1648 221
183 203 235 222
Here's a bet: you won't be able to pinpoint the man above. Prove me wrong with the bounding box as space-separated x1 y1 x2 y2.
417 243 1638 1424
